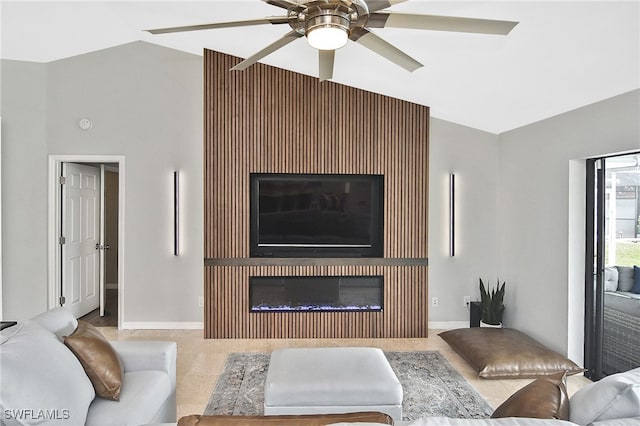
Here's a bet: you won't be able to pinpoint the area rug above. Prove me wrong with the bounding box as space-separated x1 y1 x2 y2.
203 351 493 421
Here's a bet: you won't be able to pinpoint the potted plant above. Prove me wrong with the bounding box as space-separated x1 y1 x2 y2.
479 278 506 327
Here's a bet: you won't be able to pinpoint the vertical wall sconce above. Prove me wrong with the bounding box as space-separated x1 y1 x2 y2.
449 172 455 257
173 171 179 256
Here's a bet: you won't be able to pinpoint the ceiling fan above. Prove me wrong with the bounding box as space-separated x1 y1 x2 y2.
146 0 518 81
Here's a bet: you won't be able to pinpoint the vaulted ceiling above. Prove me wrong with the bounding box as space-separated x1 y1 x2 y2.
2 1 638 133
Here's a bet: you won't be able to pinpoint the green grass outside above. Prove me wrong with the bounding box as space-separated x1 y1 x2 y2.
606 241 640 267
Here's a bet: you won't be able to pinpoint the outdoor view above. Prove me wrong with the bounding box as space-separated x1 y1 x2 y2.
600 152 640 377
605 153 640 267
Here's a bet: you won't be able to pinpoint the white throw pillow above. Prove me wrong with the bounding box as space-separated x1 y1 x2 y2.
604 267 619 292
0 320 95 425
569 367 640 426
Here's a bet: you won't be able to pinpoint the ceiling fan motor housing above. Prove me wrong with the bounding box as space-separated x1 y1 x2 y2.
304 4 351 37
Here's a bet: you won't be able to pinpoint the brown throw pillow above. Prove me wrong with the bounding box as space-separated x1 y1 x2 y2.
491 371 569 419
64 320 124 400
439 328 584 379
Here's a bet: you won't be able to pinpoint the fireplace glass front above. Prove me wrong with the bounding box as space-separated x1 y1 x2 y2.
249 276 383 312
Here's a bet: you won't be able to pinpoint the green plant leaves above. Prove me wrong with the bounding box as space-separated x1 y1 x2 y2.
479 278 506 325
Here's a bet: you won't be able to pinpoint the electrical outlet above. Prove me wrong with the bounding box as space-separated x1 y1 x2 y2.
431 297 439 308
198 296 204 308
463 296 471 307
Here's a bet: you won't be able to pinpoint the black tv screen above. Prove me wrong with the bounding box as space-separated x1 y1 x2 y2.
250 173 384 258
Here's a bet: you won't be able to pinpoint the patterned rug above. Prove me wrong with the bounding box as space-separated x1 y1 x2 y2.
203 351 493 421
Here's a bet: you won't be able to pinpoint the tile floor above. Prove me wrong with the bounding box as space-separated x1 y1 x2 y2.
98 328 591 420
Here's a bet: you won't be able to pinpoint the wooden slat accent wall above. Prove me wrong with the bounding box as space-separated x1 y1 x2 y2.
206 265 428 338
204 49 429 338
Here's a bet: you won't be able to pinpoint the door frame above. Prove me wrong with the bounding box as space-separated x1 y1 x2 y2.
584 157 605 380
584 151 640 380
47 155 125 328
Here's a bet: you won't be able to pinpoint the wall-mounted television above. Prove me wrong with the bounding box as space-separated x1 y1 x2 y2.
250 173 384 258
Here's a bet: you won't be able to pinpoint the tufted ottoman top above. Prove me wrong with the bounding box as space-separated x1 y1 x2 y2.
264 347 403 407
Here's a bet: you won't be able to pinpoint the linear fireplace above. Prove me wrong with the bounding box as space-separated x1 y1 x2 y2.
249 276 384 312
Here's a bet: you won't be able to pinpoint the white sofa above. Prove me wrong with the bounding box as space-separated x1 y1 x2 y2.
0 307 177 425
347 366 640 426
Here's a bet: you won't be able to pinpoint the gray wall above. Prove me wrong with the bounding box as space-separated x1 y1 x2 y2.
428 119 499 325
1 60 49 319
428 90 640 361
2 42 204 324
497 89 640 357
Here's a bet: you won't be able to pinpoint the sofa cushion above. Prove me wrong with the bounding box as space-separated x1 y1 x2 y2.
63 320 124 400
605 267 619 292
85 370 172 426
0 320 95 425
32 306 78 340
632 266 640 294
590 419 640 426
617 266 635 292
491 371 569 419
439 328 584 379
569 367 640 426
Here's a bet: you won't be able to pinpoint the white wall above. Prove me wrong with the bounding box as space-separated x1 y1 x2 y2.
1 60 49 320
498 89 640 357
428 118 500 327
1 42 204 325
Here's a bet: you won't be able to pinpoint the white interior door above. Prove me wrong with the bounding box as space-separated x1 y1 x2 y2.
61 163 101 318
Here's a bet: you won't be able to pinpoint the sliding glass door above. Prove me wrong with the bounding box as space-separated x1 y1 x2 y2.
585 152 640 380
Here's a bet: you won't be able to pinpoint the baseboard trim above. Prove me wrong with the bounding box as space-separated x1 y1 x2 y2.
429 321 469 331
121 322 204 330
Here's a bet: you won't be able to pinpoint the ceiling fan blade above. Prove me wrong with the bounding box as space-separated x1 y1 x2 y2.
351 28 422 72
231 30 303 71
318 50 335 82
368 12 518 35
364 1 408 13
145 16 289 35
262 0 301 11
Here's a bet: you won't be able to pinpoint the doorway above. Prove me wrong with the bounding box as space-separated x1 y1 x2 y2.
584 152 640 380
47 155 125 328
61 162 102 318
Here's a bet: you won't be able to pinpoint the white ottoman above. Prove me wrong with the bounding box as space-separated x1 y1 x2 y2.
264 347 403 420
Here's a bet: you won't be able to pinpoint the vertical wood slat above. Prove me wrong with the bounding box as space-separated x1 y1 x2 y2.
206 264 427 338
204 50 428 260
204 49 429 338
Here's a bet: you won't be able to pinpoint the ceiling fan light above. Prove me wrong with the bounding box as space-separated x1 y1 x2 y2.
307 26 348 50
305 7 350 51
